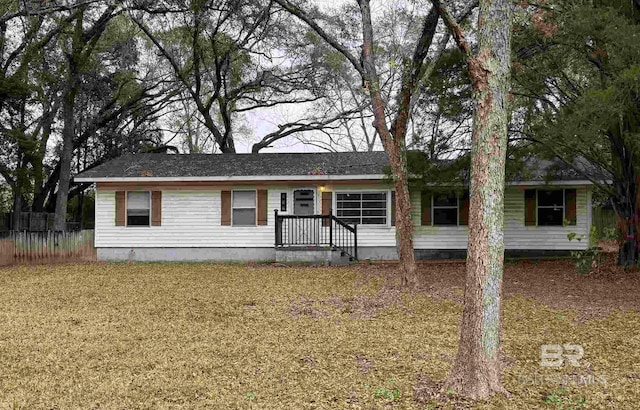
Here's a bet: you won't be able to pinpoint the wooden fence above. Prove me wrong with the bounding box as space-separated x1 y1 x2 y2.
0 230 96 266
592 207 619 239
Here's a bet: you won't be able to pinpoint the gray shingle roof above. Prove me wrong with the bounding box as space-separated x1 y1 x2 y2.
514 157 608 182
74 152 391 180
74 151 603 183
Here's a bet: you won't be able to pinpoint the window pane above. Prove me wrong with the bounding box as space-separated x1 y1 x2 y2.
433 193 457 207
341 217 360 225
362 209 386 217
538 190 563 207
127 191 150 209
538 208 563 226
233 191 255 208
127 209 149 216
362 201 386 208
362 193 386 201
337 209 361 217
233 209 256 226
362 217 386 224
433 208 458 225
127 214 149 226
337 193 361 201
338 201 362 209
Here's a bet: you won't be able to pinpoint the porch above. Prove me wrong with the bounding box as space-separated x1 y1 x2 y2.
274 210 358 264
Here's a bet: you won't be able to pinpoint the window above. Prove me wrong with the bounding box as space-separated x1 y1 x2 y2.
127 191 150 226
537 189 564 226
426 191 469 226
232 190 256 226
336 192 387 225
524 188 577 226
433 193 459 226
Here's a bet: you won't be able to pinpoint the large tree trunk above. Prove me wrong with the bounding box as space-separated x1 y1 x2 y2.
53 80 78 231
612 176 639 267
11 189 22 231
444 0 512 399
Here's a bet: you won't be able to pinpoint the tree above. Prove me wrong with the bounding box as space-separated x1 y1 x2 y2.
438 0 513 399
511 0 640 266
273 0 476 286
54 3 128 230
130 0 355 154
0 2 177 229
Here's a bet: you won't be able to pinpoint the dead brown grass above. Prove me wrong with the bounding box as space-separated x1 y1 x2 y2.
0 262 638 409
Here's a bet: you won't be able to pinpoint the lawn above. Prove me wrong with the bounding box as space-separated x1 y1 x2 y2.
0 260 639 409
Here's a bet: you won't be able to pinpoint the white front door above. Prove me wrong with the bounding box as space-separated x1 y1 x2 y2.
291 189 317 245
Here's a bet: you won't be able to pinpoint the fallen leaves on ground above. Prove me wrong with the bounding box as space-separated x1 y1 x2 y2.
0 261 638 409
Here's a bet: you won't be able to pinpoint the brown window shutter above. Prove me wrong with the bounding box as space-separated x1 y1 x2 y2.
459 190 470 226
321 191 332 227
391 191 396 226
565 188 577 225
525 189 537 226
221 190 231 226
115 191 126 226
151 191 162 226
421 191 431 225
257 189 268 225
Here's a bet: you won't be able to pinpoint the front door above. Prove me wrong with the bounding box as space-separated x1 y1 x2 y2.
292 189 317 244
294 189 314 215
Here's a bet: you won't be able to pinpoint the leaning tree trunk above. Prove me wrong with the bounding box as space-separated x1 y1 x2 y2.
358 0 417 286
444 0 512 400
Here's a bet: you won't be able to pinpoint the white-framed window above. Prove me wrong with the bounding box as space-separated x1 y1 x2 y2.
232 190 256 226
336 191 387 225
537 189 564 226
127 191 150 226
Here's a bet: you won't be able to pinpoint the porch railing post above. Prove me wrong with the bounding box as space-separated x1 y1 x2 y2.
354 223 358 261
329 215 333 248
274 209 280 246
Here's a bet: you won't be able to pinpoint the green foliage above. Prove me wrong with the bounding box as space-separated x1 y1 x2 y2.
512 0 640 188
0 184 12 214
367 379 401 401
404 151 470 190
543 388 587 409
570 247 602 275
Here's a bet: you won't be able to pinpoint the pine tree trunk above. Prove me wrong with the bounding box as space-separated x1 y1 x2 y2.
444 0 512 399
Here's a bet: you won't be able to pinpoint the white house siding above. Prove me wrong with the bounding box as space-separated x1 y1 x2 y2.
412 186 591 251
95 183 591 260
95 188 284 248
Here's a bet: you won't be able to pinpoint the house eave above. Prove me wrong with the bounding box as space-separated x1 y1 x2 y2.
74 174 387 183
507 180 599 186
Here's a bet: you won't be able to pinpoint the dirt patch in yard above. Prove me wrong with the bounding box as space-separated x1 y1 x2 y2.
356 255 640 321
